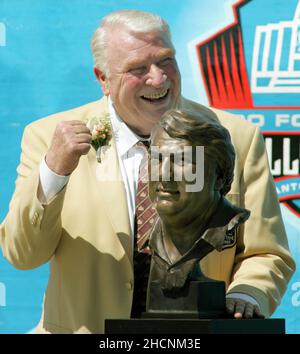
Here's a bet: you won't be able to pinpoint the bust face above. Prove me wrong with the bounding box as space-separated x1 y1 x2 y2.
149 129 220 223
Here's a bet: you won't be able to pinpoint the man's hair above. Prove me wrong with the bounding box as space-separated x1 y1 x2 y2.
91 10 172 77
152 108 235 196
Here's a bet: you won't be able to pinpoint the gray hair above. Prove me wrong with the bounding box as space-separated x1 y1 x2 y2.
152 108 235 196
91 10 172 76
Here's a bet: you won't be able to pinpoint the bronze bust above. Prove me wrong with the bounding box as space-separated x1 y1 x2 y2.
145 108 250 318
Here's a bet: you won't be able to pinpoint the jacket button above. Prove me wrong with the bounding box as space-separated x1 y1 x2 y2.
125 282 133 291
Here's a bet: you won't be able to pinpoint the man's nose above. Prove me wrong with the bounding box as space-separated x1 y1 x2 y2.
146 64 167 88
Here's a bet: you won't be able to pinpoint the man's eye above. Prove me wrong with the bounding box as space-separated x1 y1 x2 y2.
128 67 146 75
159 58 173 67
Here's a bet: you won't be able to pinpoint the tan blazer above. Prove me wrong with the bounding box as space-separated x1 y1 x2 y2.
0 96 295 333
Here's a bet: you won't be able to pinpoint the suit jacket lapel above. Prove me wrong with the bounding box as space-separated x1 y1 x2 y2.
86 98 133 264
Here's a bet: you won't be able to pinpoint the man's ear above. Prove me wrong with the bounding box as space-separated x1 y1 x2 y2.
94 67 110 96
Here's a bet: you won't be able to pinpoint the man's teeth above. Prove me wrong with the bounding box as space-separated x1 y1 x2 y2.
142 90 168 100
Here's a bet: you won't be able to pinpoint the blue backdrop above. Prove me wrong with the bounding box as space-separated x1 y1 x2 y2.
0 0 299 333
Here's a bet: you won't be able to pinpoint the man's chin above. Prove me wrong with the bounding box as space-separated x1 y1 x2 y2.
140 115 163 130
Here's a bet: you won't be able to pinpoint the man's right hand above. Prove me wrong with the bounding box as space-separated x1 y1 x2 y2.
46 120 92 176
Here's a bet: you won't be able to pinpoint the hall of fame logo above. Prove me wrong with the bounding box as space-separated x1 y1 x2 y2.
191 0 300 217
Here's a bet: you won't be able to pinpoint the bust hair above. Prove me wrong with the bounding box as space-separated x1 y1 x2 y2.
152 108 235 195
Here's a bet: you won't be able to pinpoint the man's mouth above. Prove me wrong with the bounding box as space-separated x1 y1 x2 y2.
141 89 169 102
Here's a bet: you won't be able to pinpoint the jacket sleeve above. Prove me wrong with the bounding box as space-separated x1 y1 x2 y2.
0 123 65 270
227 126 296 317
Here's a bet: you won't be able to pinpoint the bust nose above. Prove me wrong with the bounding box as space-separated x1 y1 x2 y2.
159 156 176 182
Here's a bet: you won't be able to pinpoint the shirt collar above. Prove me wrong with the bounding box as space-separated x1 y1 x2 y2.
108 96 149 157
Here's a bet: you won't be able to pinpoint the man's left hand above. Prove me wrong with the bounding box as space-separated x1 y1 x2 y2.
226 298 265 319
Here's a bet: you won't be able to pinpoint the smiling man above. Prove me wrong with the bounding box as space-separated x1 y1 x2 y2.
93 29 181 136
0 10 295 333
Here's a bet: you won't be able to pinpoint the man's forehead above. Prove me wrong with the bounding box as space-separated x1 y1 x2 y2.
108 28 173 51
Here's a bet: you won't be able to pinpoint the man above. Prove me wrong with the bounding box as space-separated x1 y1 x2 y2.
0 10 295 333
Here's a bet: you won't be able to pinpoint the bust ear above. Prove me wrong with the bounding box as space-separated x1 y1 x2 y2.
214 175 224 192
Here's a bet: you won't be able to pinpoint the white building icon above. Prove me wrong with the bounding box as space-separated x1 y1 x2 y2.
0 22 6 47
251 0 300 93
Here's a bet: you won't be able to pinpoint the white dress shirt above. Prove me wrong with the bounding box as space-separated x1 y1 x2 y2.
38 97 259 308
108 98 149 236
